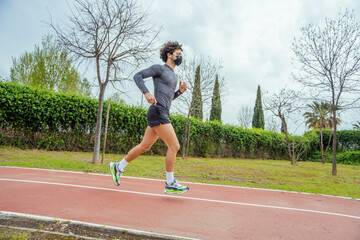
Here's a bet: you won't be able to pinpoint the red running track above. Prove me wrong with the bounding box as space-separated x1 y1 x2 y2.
0 166 359 240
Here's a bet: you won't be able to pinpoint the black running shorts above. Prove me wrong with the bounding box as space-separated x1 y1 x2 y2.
146 103 171 127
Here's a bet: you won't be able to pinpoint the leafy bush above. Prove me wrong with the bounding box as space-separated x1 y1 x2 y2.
321 129 360 151
0 82 98 132
3 81 355 163
336 151 360 165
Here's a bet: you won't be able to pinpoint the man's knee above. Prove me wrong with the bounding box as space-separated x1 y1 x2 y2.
139 144 151 153
169 143 180 153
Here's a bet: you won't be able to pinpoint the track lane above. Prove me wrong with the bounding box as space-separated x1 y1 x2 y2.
0 167 359 239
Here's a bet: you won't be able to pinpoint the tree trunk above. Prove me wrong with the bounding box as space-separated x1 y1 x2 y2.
186 121 191 157
332 109 337 176
325 130 333 153
92 83 107 163
281 115 293 163
320 129 325 164
182 113 190 158
101 102 111 164
182 105 193 159
292 135 295 165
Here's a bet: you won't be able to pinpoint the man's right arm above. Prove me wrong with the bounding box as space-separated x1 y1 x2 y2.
133 64 162 94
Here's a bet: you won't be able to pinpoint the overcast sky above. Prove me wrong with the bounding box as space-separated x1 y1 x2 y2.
1 0 359 133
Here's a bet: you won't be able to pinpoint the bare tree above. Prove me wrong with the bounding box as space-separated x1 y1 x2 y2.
48 0 159 163
237 106 253 128
264 88 313 165
265 115 280 132
172 54 225 158
292 9 360 175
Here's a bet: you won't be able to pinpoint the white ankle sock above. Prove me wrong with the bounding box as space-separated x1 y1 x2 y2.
166 172 174 185
117 158 128 171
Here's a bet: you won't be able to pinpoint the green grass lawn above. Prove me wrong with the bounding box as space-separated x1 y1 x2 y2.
1 146 359 199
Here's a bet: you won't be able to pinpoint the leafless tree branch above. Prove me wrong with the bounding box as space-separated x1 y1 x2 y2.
47 0 160 163
291 9 360 175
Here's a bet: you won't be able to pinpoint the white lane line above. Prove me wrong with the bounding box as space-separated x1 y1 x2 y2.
1 178 359 220
0 211 198 240
1 166 358 200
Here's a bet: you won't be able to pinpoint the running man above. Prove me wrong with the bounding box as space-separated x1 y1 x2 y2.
110 41 189 194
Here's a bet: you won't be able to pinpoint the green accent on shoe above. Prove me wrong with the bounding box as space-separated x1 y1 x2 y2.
164 188 189 194
109 162 121 186
164 180 189 194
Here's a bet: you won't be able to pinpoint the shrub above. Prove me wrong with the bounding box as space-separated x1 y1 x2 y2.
336 151 360 165
321 129 360 151
0 82 320 160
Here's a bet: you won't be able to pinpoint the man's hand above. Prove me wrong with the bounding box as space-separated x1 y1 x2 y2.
179 80 187 93
144 93 157 105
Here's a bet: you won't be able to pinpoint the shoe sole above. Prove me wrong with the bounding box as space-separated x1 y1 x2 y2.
164 188 189 195
109 162 119 186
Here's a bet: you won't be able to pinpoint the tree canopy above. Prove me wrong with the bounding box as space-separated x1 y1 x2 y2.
10 35 90 96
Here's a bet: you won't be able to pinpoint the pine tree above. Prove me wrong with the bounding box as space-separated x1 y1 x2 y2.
210 74 221 122
252 85 265 129
190 65 203 121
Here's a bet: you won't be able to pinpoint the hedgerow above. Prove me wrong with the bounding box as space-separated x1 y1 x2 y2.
320 129 360 151
1 82 357 164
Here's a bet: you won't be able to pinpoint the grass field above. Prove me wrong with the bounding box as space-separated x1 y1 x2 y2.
0 146 359 199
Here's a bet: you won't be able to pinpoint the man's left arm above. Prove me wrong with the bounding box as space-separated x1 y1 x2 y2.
174 80 187 100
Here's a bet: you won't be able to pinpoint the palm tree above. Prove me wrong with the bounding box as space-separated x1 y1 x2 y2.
353 121 360 130
303 102 340 164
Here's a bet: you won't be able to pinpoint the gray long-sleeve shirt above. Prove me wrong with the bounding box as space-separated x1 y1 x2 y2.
134 64 181 110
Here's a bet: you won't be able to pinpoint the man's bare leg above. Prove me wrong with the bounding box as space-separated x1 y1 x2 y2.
109 126 158 186
152 123 189 194
124 126 159 162
152 123 180 172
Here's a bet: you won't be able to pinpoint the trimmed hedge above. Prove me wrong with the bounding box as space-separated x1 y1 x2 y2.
321 129 360 151
0 82 98 133
336 151 360 165
0 82 354 164
305 150 360 165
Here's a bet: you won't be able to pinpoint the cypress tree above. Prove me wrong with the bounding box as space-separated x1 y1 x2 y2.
191 65 203 121
210 74 221 122
252 85 265 129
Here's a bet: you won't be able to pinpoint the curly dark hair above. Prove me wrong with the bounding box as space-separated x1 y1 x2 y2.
160 41 183 62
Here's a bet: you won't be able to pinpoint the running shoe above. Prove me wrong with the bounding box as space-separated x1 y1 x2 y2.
165 179 189 194
109 162 125 186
